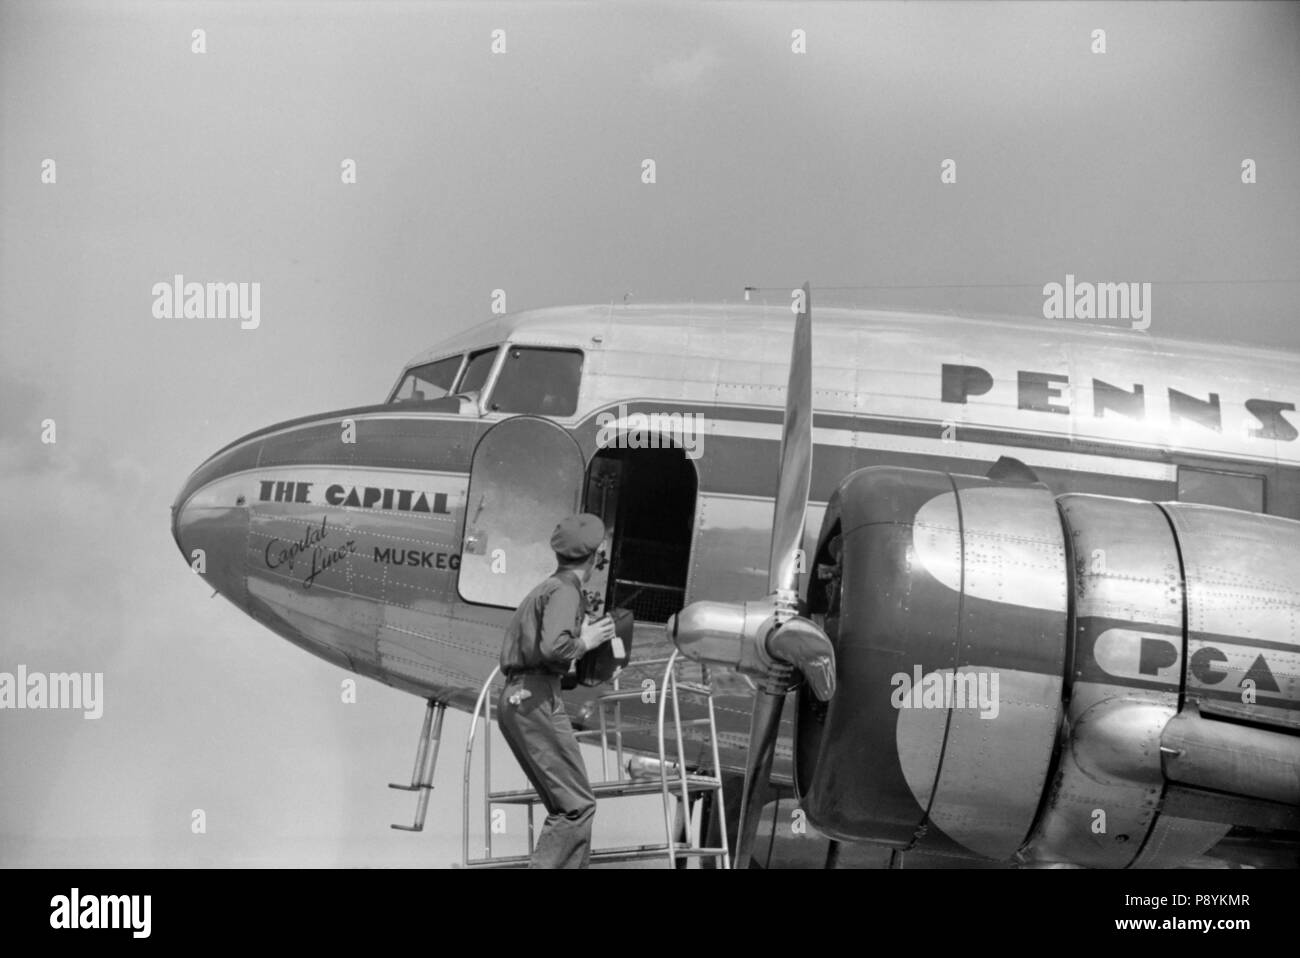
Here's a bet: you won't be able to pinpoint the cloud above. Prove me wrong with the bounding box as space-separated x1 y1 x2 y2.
0 369 151 499
642 46 720 95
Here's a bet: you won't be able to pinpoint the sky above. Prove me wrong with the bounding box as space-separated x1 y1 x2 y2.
1 0 1297 867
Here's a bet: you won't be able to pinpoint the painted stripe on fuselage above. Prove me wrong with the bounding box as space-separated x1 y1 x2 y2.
584 398 1287 467
707 418 1175 482
1075 619 1300 710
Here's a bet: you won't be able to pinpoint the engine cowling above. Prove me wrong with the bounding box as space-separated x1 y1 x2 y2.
795 465 1300 867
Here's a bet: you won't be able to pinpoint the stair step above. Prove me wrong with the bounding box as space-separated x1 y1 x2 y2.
597 688 662 702
463 844 729 868
488 775 721 804
572 717 712 739
671 682 713 696
595 683 713 703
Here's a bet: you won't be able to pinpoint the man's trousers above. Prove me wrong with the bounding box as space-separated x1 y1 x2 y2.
497 673 597 869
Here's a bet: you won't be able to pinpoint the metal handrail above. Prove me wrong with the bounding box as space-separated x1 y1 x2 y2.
462 665 501 867
656 650 731 869
465 652 730 869
656 654 677 867
708 672 731 868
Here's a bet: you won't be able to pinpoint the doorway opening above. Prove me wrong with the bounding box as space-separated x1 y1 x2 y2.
584 445 697 623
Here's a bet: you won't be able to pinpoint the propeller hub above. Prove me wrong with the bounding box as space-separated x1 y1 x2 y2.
667 599 778 676
668 598 836 701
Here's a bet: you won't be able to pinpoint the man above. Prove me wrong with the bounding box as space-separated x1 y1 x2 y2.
497 512 615 869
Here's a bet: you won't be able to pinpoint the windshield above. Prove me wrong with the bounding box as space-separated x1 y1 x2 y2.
459 347 500 395
489 347 584 416
390 355 463 403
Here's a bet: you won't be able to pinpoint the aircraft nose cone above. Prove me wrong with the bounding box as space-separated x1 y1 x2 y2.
172 455 252 604
171 502 184 559
170 479 196 561
171 478 205 566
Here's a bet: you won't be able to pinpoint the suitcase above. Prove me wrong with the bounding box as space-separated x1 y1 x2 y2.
563 608 635 689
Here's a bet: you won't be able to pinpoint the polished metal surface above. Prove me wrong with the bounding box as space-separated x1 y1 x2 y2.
1024 494 1182 867
458 416 585 608
768 284 814 599
766 617 836 701
667 600 774 676
797 466 1066 859
172 300 1300 868
1162 707 1300 806
1163 503 1300 728
906 480 1067 861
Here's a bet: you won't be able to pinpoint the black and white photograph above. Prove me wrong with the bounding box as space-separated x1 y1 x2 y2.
1 0 1296 938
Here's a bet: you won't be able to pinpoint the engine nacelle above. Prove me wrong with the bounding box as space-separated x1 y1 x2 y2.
795 465 1300 867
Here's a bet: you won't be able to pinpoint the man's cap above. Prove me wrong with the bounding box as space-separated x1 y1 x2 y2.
551 513 605 560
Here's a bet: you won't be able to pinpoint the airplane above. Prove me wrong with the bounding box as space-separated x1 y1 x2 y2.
171 288 1300 868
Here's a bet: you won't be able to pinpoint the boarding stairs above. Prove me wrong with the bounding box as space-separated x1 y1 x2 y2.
458 650 731 868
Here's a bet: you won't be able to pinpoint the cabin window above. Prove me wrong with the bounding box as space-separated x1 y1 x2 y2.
487 347 584 417
458 347 501 397
1177 466 1264 512
390 355 463 403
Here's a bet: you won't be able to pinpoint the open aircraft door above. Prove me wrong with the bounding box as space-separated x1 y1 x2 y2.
458 416 586 608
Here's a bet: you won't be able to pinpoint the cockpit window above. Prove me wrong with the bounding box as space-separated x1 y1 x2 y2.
488 347 584 417
459 347 500 396
391 355 463 403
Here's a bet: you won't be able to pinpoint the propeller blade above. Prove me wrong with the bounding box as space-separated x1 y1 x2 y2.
735 283 817 868
733 686 786 868
768 282 814 597
731 615 836 865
